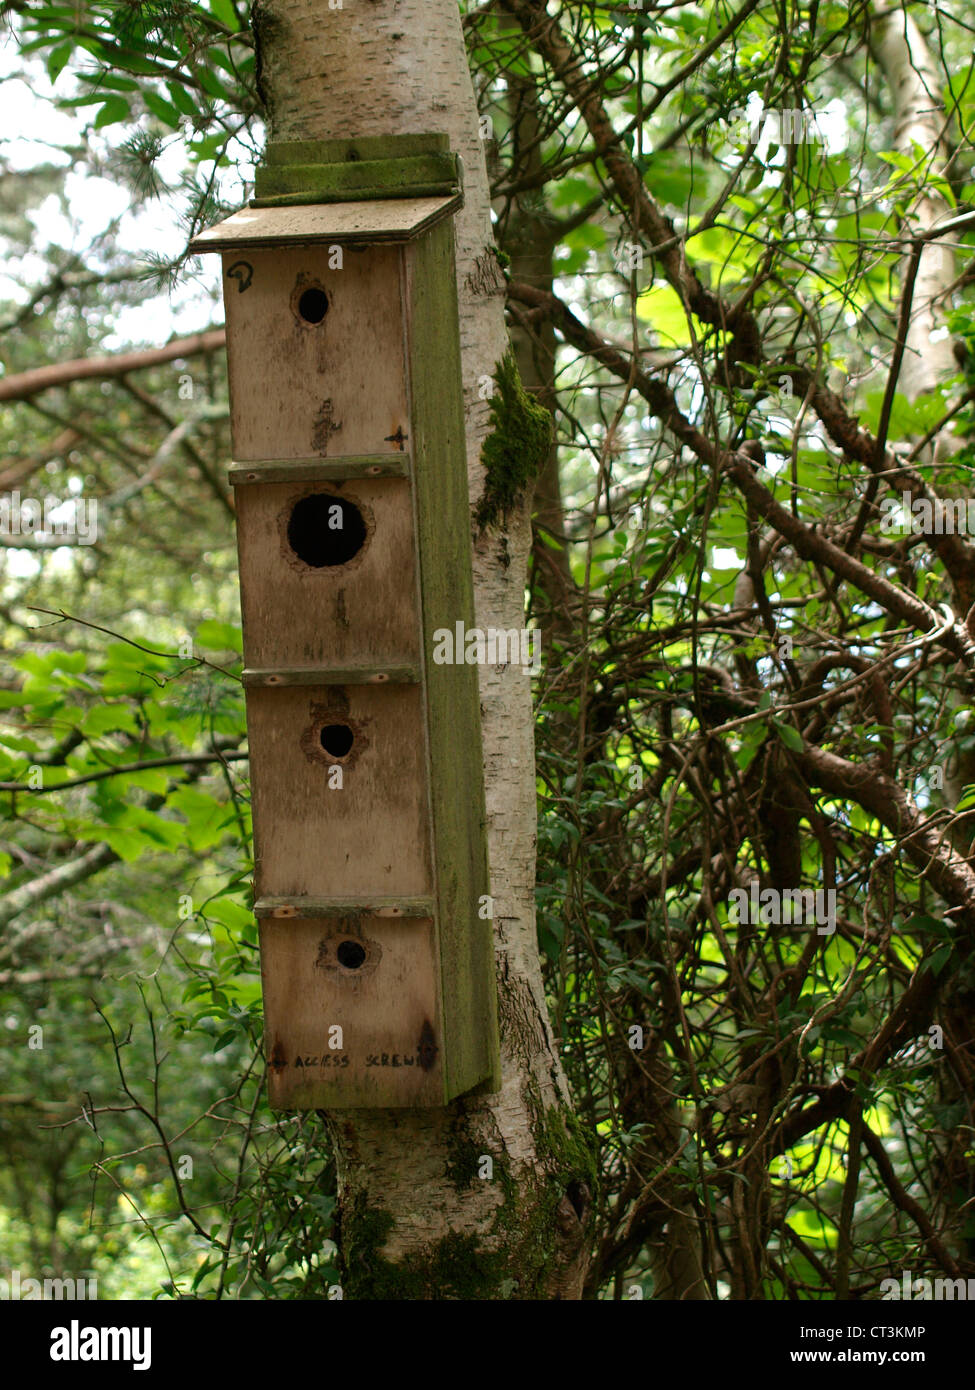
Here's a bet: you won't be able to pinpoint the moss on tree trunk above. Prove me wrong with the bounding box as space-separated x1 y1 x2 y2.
340 1104 596 1300
475 350 553 532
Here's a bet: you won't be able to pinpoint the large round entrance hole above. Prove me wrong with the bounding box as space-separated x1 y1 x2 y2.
297 286 329 324
320 724 354 758
336 940 367 970
287 495 367 568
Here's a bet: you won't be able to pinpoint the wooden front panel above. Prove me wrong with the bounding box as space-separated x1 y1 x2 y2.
220 245 408 460
236 478 420 670
247 684 432 900
262 915 444 1107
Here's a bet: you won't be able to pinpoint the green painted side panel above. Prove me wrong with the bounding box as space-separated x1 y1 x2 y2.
251 183 458 208
255 154 458 202
406 225 501 1098
264 135 449 165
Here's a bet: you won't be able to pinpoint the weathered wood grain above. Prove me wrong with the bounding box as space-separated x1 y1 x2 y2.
229 455 411 484
247 683 432 901
255 895 435 918
262 915 445 1108
236 477 421 671
243 666 420 688
220 244 408 461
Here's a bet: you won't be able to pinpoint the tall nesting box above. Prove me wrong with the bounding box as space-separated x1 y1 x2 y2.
190 135 500 1108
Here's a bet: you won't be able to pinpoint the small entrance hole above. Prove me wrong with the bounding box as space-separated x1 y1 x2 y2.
320 724 354 758
287 495 367 568
297 286 329 324
337 940 366 970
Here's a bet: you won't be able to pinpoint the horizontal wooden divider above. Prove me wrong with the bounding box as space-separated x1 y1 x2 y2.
255 896 436 919
229 454 411 485
242 665 421 687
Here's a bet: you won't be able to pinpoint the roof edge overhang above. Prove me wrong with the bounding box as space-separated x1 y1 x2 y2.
188 192 463 252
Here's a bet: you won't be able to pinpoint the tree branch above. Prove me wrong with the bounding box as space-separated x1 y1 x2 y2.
0 329 227 404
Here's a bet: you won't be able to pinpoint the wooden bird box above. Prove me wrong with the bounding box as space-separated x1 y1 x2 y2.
190 135 500 1108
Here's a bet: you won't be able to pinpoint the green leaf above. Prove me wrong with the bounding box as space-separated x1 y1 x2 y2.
773 720 803 752
97 827 145 861
196 620 242 653
209 0 240 29
94 96 132 128
81 73 140 93
191 1257 217 1292
80 705 137 738
206 897 253 932
903 913 952 939
46 40 74 82
196 65 232 100
143 90 182 128
928 944 953 977
167 81 200 117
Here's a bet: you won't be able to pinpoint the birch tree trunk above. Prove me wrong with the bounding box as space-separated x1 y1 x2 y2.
250 0 593 1299
873 6 956 402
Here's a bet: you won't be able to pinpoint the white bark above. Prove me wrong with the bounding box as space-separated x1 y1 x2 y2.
874 6 956 401
254 0 585 1295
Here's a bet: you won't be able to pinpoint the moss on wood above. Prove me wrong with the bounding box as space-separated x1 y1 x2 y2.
474 350 553 532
